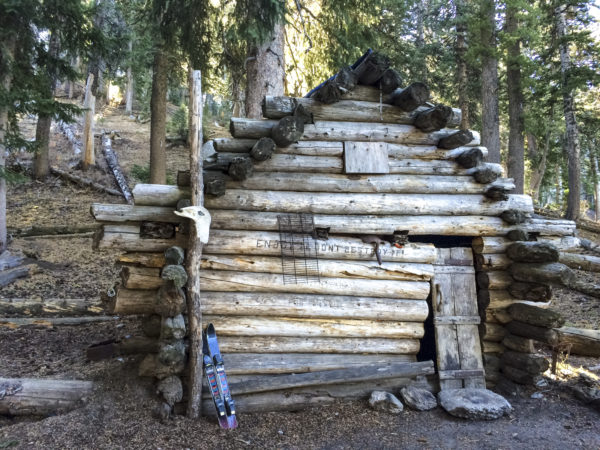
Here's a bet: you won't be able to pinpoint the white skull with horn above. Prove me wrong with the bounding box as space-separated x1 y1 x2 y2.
173 206 211 244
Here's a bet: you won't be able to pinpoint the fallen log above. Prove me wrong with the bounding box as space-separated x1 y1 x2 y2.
56 120 82 157
555 327 600 357
0 265 31 287
558 252 600 272
227 361 434 396
229 118 480 146
101 134 133 204
0 378 94 416
110 289 428 321
199 270 430 300
507 303 564 328
204 190 533 217
51 167 122 197
261 96 461 127
8 224 100 238
0 316 119 329
0 298 103 316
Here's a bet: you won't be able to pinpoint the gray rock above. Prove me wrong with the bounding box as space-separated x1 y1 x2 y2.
158 340 186 367
369 391 404 415
161 314 186 340
438 388 512 420
156 375 183 406
400 386 437 411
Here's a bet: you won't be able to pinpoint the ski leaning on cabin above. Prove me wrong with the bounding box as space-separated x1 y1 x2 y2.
203 323 238 429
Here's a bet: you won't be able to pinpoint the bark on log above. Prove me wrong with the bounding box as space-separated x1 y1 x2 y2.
121 266 161 290
500 209 529 225
475 271 513 290
0 316 119 329
0 298 103 316
118 252 166 268
391 83 430 111
227 361 434 396
485 179 517 201
379 68 403 94
229 118 480 146
387 144 488 161
466 163 504 184
250 137 275 161
509 262 576 286
101 134 133 204
413 105 453 132
506 242 559 263
271 116 304 147
502 333 535 353
507 303 565 328
507 282 552 301
505 321 559 345
474 236 580 254
110 289 429 321
201 315 424 339
480 322 506 342
355 51 390 85
205 190 533 217
559 252 600 272
556 327 600 357
262 96 461 127
199 270 430 299
140 222 174 239
0 378 94 416
501 351 549 374
51 167 122 197
475 253 511 271
454 147 485 169
311 79 341 104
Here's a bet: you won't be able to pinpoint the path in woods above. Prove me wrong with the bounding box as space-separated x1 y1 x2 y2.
1 106 599 449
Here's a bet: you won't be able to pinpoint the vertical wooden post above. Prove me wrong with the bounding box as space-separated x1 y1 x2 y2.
186 69 204 419
125 41 134 115
82 73 95 170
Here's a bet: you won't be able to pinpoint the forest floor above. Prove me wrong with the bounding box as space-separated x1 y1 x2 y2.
1 104 599 449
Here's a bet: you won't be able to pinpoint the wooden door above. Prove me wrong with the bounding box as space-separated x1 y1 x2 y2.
432 249 485 390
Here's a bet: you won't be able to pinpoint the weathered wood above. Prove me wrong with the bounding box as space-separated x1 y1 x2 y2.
502 333 535 353
509 262 576 286
118 252 166 268
205 190 533 216
506 303 564 328
438 130 474 150
485 179 517 201
57 120 82 157
91 203 179 223
485 308 512 325
82 73 95 170
344 141 389 174
335 66 358 92
217 152 343 174
476 271 513 290
101 134 133 204
391 83 430 111
483 289 551 310
51 167 122 197
8 224 100 238
413 105 453 132
559 252 600 272
355 51 390 85
454 147 485 169
500 209 529 225
156 281 186 317
201 315 424 339
506 242 559 263
228 361 434 396
110 289 429 320
261 96 461 127
501 351 549 374
466 163 504 184
218 140 344 156
186 69 204 418
473 236 581 254
0 265 30 287
230 118 480 146
311 79 341 104
250 137 275 161
121 266 161 290
480 322 506 342
501 365 541 385
86 337 159 360
506 321 559 345
387 144 488 161
482 340 505 354
0 251 24 270
388 158 468 175
475 253 511 271
0 378 94 416
0 316 119 329
0 298 103 316
507 282 552 301
271 116 304 147
556 327 600 357
200 270 430 299
379 68 403 94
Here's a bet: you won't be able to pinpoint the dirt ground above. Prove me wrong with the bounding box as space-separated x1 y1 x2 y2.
1 104 599 449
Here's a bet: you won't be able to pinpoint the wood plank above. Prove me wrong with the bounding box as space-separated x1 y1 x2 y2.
344 141 389 174
214 138 344 156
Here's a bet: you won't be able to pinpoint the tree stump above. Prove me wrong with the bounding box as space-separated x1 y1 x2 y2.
271 116 305 147
391 82 430 112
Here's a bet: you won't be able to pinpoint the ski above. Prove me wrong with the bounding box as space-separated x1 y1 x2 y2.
202 331 229 428
204 323 238 429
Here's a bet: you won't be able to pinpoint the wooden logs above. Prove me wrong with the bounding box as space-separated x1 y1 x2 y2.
501 351 549 374
0 298 103 316
507 303 564 328
507 282 552 301
558 252 600 272
0 316 118 328
205 190 534 217
480 322 506 342
482 340 505 353
199 270 430 299
476 271 513 290
0 378 94 416
501 365 541 385
271 116 304 147
413 105 453 132
556 327 600 357
227 361 433 396
109 290 429 321
356 51 390 85
466 163 504 184
227 156 253 181
485 179 516 200
311 79 342 104
250 137 275 161
506 242 559 263
475 253 511 271
119 252 166 268
121 266 161 290
218 152 343 174
335 66 358 92
500 209 529 225
229 118 480 146
391 83 430 111
379 68 403 94
506 321 559 345
502 333 535 353
509 262 576 286
109 288 155 314
438 130 474 150
140 222 175 239
454 147 484 169
165 246 185 265
474 236 580 254
91 203 179 223
101 134 133 204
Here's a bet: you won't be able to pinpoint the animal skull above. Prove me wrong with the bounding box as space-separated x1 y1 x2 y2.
173 206 211 244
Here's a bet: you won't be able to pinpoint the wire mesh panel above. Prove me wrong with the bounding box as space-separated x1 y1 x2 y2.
277 214 321 284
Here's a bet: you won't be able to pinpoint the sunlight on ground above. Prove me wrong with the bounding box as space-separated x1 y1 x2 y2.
545 360 600 382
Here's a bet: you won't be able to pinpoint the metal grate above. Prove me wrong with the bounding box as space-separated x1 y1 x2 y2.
277 214 321 284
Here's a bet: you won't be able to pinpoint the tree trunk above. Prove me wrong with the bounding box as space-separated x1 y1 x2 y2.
150 45 168 184
527 128 550 203
34 32 60 180
125 40 134 115
556 6 582 220
245 21 285 119
506 4 525 194
0 36 15 254
590 149 599 221
480 0 501 164
82 73 95 170
455 0 469 130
